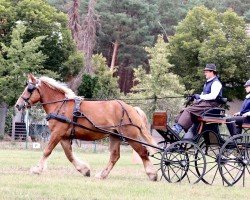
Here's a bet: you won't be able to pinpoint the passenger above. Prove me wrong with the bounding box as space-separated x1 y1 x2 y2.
226 80 250 136
172 63 223 138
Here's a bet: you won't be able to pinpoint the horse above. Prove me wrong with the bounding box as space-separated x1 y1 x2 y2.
15 74 158 181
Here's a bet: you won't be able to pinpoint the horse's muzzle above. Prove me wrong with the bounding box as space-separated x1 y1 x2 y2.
15 104 25 111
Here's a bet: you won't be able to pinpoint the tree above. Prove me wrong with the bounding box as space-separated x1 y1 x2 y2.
78 54 121 99
156 0 189 36
128 36 185 118
0 23 47 105
69 0 99 92
0 0 82 82
0 23 47 137
67 0 81 46
47 0 250 94
153 0 250 37
47 0 70 12
169 6 250 100
92 54 121 99
95 0 157 68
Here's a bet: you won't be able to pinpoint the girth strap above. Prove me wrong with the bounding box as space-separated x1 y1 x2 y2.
71 97 84 143
46 113 71 123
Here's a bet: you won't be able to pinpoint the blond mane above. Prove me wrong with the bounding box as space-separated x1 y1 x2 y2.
39 76 77 99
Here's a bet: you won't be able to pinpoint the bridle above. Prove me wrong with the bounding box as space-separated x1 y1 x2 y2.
21 82 42 108
20 81 69 109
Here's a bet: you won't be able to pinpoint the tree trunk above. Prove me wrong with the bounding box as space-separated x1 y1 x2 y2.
69 0 98 92
0 102 7 138
110 40 119 71
68 0 81 47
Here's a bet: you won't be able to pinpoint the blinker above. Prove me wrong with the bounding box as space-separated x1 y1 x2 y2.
27 83 36 93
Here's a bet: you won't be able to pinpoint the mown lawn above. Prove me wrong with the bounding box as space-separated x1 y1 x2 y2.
0 145 249 200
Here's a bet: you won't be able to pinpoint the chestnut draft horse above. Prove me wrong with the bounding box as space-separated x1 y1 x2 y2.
15 74 158 181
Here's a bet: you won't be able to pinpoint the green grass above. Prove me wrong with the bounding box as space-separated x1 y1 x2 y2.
0 145 249 200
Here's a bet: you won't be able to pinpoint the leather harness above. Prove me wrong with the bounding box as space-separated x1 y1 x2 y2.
45 97 142 144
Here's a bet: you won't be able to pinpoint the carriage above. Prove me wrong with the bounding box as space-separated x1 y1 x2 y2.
15 74 250 186
151 105 250 186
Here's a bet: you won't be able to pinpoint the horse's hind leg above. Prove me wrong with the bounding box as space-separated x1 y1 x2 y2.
95 135 121 179
60 139 90 176
128 140 157 181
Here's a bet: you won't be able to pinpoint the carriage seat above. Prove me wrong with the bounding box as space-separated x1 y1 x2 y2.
197 108 226 124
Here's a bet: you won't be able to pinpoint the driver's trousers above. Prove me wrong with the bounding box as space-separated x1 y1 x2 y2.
175 100 219 132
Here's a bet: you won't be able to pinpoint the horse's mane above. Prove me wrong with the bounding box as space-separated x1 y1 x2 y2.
39 76 76 99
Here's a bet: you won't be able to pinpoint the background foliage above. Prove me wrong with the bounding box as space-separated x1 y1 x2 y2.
169 6 250 100
0 0 249 137
78 54 121 99
0 0 82 83
128 36 185 118
0 23 47 106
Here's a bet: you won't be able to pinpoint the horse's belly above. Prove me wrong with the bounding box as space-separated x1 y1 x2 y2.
74 129 108 141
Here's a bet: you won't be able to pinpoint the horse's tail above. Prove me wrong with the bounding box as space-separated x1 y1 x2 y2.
134 106 158 155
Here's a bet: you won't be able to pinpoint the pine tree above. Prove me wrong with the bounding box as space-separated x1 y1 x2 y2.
128 36 185 118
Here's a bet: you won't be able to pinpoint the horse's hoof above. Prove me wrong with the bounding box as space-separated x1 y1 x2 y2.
149 173 158 181
85 170 90 177
94 172 105 180
30 166 42 175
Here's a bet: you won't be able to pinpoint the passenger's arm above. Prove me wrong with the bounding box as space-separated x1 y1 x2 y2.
242 111 250 117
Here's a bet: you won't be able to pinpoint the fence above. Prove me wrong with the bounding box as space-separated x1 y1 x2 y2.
7 95 186 150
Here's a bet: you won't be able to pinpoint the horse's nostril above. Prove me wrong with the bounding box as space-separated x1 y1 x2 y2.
16 104 22 111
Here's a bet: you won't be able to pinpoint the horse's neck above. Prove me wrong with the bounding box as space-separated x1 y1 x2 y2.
41 86 67 114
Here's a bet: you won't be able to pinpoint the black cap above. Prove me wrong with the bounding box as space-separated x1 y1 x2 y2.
204 63 217 72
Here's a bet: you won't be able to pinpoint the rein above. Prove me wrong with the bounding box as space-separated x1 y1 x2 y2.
39 98 70 106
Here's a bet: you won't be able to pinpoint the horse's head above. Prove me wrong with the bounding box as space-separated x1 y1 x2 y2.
15 74 41 111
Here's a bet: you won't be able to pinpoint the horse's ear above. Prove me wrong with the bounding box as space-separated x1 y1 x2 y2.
28 73 37 83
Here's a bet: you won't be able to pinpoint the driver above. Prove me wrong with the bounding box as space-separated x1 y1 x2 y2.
172 63 223 137
226 80 250 136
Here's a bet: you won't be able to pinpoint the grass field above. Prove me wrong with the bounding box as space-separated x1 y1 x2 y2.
0 143 249 200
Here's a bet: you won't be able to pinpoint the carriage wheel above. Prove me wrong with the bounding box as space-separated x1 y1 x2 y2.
161 140 206 184
218 134 250 186
152 140 171 180
196 140 221 185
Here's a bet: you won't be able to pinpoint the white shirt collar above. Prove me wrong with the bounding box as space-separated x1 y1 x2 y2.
206 76 217 82
246 94 250 99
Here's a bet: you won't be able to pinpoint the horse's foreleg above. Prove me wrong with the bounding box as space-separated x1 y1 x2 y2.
60 139 90 177
95 136 120 179
30 133 61 175
128 141 157 181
